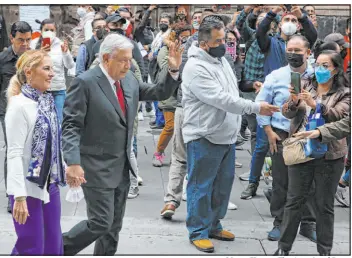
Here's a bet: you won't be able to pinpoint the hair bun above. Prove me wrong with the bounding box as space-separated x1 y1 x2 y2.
35 19 42 24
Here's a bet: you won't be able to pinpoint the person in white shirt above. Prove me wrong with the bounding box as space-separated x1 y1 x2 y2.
6 50 66 255
30 19 75 123
76 5 97 41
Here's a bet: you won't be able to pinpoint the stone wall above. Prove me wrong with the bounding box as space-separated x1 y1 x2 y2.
0 4 350 40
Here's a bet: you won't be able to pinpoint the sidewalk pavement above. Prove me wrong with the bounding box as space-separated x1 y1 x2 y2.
0 117 350 255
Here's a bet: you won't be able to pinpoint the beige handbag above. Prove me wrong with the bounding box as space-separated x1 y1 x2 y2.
282 137 314 166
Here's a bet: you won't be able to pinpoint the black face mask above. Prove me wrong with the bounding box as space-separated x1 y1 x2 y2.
340 48 347 59
286 52 305 68
181 37 189 44
110 28 125 35
177 14 186 20
159 23 168 32
208 44 226 58
96 28 108 40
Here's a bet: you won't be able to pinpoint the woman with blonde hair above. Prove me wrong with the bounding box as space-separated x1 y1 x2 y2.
6 50 66 255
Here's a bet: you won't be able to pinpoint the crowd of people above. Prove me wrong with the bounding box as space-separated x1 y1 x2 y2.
0 4 350 255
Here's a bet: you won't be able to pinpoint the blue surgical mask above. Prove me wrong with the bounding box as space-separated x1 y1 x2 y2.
315 66 334 84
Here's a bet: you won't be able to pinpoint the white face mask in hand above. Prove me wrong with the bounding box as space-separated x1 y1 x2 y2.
66 186 84 203
77 7 87 18
281 22 297 36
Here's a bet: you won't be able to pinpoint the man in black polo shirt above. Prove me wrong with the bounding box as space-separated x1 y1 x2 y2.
0 21 32 213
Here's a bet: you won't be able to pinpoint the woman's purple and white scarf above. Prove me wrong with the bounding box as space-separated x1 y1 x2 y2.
21 84 66 188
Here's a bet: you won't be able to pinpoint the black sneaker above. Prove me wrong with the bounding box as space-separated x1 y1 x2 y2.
274 249 289 256
240 183 258 200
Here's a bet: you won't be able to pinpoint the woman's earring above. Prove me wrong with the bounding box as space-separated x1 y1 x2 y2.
29 78 32 84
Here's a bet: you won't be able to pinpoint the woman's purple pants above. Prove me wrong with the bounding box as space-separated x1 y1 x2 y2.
9 184 63 255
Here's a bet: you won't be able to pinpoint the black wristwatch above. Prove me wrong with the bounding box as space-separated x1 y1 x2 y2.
169 68 180 73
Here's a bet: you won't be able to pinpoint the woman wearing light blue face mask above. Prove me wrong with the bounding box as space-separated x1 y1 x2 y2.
278 50 350 256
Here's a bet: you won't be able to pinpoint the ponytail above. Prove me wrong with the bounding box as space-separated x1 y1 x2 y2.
7 50 49 102
7 74 23 101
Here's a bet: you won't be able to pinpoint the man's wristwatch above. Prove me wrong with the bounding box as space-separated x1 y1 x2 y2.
169 68 180 73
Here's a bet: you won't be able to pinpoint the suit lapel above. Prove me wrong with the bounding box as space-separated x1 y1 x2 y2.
95 66 127 125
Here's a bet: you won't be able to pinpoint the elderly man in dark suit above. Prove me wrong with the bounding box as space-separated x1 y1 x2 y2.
62 33 183 255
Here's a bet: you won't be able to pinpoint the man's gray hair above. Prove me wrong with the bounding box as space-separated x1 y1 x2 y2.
198 15 224 43
99 34 134 62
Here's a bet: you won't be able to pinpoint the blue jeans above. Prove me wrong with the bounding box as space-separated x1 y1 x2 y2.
153 101 165 126
186 138 236 241
249 125 269 184
342 170 350 185
51 90 66 124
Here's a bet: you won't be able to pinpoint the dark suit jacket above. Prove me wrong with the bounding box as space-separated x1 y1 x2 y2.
62 65 181 188
0 46 18 115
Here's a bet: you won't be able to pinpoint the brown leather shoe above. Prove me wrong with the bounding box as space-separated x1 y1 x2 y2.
160 204 176 219
191 239 214 253
209 230 235 241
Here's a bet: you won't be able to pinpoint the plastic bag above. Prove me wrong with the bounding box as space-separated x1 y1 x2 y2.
65 186 84 203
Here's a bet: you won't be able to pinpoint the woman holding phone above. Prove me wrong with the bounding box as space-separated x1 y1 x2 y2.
30 19 75 123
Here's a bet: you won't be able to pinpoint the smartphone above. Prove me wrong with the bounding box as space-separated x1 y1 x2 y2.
240 44 246 54
291 72 301 94
42 37 51 48
284 4 292 11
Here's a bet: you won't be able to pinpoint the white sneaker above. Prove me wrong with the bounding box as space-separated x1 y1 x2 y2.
138 112 144 121
146 110 155 118
239 171 250 181
239 171 264 181
235 161 243 168
335 186 350 207
228 201 238 210
128 187 139 199
137 176 143 186
182 176 188 201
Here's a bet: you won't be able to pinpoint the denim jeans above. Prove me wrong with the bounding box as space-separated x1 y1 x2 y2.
153 101 165 126
50 90 66 124
186 138 236 241
342 170 350 185
249 126 269 184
